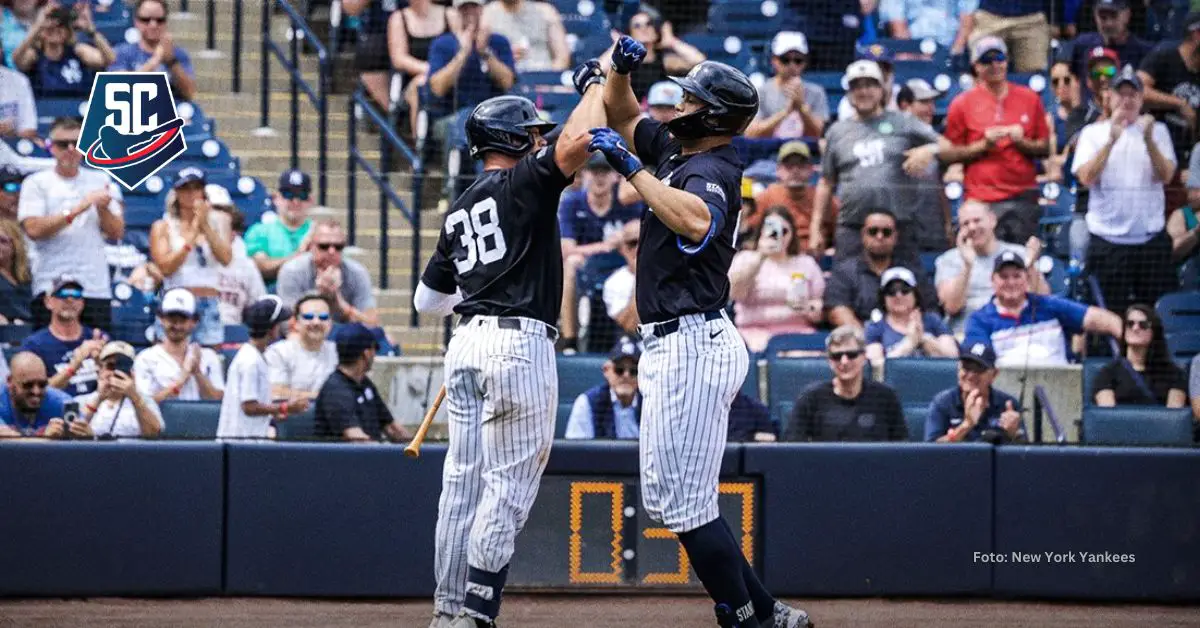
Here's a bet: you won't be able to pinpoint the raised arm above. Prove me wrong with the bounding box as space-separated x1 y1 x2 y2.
603 37 648 148
555 60 610 176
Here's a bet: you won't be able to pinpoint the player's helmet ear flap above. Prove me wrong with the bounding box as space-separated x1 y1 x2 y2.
665 61 760 141
466 95 558 159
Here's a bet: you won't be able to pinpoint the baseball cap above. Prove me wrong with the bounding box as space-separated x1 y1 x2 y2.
858 43 893 66
452 0 482 7
98 341 137 363
278 168 312 193
905 78 940 101
0 166 23 188
609 336 642 362
159 287 197 317
880 267 917 289
776 140 812 163
992 250 1026 273
971 36 1008 63
173 166 206 189
845 60 884 85
771 31 809 57
51 273 83 292
647 81 684 107
205 183 233 207
335 322 379 362
1086 46 1120 67
1113 65 1143 91
959 341 997 370
243 295 292 335
1095 0 1129 11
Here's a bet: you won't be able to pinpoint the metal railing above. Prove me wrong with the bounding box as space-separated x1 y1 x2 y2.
1032 385 1067 444
259 0 330 207
347 86 426 325
196 0 243 92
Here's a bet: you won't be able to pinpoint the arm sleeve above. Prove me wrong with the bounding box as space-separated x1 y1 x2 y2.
563 394 594 439
926 313 953 338
427 36 454 78
1048 296 1089 335
808 85 830 121
108 45 133 71
677 174 730 255
413 280 463 317
864 320 884 345
633 117 675 169
924 394 951 441
264 345 289 387
242 224 267 257
907 116 942 145
492 35 516 72
420 226 460 295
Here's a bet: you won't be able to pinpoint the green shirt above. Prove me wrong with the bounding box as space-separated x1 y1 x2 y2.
244 219 312 260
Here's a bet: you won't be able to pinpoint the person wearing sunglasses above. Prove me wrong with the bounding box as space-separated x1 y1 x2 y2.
132 288 225 404
564 339 644 440
826 209 939 329
600 5 705 102
244 169 315 286
0 351 73 439
783 324 908 443
744 31 828 140
264 293 338 401
109 0 196 101
0 166 24 221
18 116 124 331
943 36 1050 245
1094 305 1187 408
865 267 958 368
925 341 1025 443
1066 0 1152 98
11 4 112 98
19 274 107 402
74 341 164 440
0 218 32 326
277 220 380 326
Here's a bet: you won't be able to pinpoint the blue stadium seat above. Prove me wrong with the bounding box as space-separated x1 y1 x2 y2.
903 403 929 442
3 136 50 159
160 400 221 439
873 37 948 63
919 251 939 277
1081 357 1108 408
882 358 957 407
685 33 753 69
0 324 33 347
36 99 87 134
123 195 168 229
1166 331 1200 361
767 357 872 432
743 350 761 401
555 354 608 438
1156 290 1200 335
1080 407 1194 447
706 1 793 37
109 281 157 346
763 332 829 357
1037 255 1070 298
517 71 569 91
277 408 318 440
224 325 250 344
775 399 794 433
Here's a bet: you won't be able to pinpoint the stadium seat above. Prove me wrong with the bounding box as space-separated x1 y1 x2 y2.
903 403 929 442
201 172 274 226
763 332 829 357
160 400 221 439
872 37 948 63
743 350 761 401
221 348 239 376
766 357 872 429
123 195 168 229
109 281 158 346
706 1 796 37
36 98 87 132
685 33 753 69
277 408 318 440
556 354 608 437
775 399 795 434
1166 331 1200 361
3 136 50 159
1081 357 1108 408
1080 407 1194 447
224 325 251 344
1156 290 1200 335
882 358 957 407
0 324 33 347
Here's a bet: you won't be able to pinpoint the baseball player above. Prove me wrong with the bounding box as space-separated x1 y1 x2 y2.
591 36 812 627
412 64 607 627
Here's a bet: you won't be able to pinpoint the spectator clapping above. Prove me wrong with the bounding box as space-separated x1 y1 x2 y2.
12 4 113 98
110 0 196 100
482 0 569 72
925 341 1026 443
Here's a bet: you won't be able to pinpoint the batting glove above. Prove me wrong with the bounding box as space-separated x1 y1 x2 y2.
588 128 643 180
611 35 647 75
572 59 605 95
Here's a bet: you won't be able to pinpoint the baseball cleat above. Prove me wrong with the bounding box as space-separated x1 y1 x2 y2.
771 601 813 628
428 613 454 628
447 611 497 628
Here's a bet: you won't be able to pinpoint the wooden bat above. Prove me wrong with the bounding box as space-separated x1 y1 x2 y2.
404 385 446 459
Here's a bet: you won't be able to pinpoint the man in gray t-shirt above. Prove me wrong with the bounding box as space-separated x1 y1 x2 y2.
745 31 830 139
276 221 379 326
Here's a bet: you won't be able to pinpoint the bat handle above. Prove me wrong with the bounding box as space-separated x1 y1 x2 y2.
404 385 446 459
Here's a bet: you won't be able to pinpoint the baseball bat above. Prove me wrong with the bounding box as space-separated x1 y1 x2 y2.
404 385 446 459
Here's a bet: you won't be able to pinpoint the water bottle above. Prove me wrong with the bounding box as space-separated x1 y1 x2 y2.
787 272 809 309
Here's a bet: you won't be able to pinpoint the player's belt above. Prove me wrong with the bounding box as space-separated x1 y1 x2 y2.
458 315 557 339
648 310 724 338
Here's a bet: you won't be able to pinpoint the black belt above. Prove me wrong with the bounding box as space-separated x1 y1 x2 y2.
648 310 724 338
459 315 557 339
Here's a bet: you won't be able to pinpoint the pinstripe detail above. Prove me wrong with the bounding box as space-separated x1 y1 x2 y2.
637 313 749 533
433 316 557 616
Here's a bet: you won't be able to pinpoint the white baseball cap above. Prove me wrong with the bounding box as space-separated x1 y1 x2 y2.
205 183 233 207
771 31 809 57
880 267 917 289
845 60 883 85
160 288 197 317
905 78 941 101
647 81 683 107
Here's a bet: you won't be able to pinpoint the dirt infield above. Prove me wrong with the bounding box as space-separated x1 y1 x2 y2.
1 596 1198 628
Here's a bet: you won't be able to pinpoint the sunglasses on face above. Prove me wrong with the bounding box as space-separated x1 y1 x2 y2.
54 289 83 300
300 312 331 321
1125 319 1151 330
613 365 638 377
1051 76 1073 87
884 284 913 297
865 226 895 238
19 379 48 391
136 15 166 24
979 52 1007 64
281 189 310 201
779 55 807 66
1091 65 1117 80
2 182 18 193
622 239 639 248
629 19 652 29
829 350 863 362
315 242 345 252
50 139 78 150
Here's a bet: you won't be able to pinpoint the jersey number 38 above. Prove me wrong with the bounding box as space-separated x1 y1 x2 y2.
446 197 508 274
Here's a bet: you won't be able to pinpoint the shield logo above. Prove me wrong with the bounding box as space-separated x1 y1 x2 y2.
79 72 187 190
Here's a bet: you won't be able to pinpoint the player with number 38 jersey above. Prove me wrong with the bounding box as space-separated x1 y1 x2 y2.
412 62 607 628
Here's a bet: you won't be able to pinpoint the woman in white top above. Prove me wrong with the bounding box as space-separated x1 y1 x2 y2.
76 341 164 439
149 168 232 346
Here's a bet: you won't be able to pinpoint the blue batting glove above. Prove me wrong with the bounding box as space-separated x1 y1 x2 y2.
611 35 647 75
572 59 605 95
588 127 643 180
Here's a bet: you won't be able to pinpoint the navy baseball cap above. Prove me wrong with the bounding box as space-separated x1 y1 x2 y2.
1113 65 1143 91
243 295 292 335
278 168 312 193
173 166 207 189
960 341 997 370
335 322 379 361
858 43 893 66
0 166 23 188
609 336 642 362
992 250 1026 273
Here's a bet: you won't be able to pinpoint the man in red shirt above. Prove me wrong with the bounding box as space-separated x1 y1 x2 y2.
945 36 1050 243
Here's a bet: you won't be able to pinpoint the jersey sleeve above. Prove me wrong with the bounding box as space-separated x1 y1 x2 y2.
512 143 572 197
677 173 731 255
1045 295 1088 335
633 117 676 169
420 225 460 294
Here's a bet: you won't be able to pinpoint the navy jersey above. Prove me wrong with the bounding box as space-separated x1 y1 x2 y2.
421 144 572 326
632 118 744 324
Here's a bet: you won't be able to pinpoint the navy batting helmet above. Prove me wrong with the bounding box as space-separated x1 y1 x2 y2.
666 61 759 140
465 95 558 159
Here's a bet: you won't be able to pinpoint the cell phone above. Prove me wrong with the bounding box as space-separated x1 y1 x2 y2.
112 354 134 375
62 401 80 424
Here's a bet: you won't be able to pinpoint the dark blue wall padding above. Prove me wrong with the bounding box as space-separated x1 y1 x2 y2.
0 442 224 596
544 441 740 476
993 447 1200 600
744 443 993 596
224 443 446 596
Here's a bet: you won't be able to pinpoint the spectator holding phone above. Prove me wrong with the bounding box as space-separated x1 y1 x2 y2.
12 4 114 98
74 341 164 439
0 351 72 438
